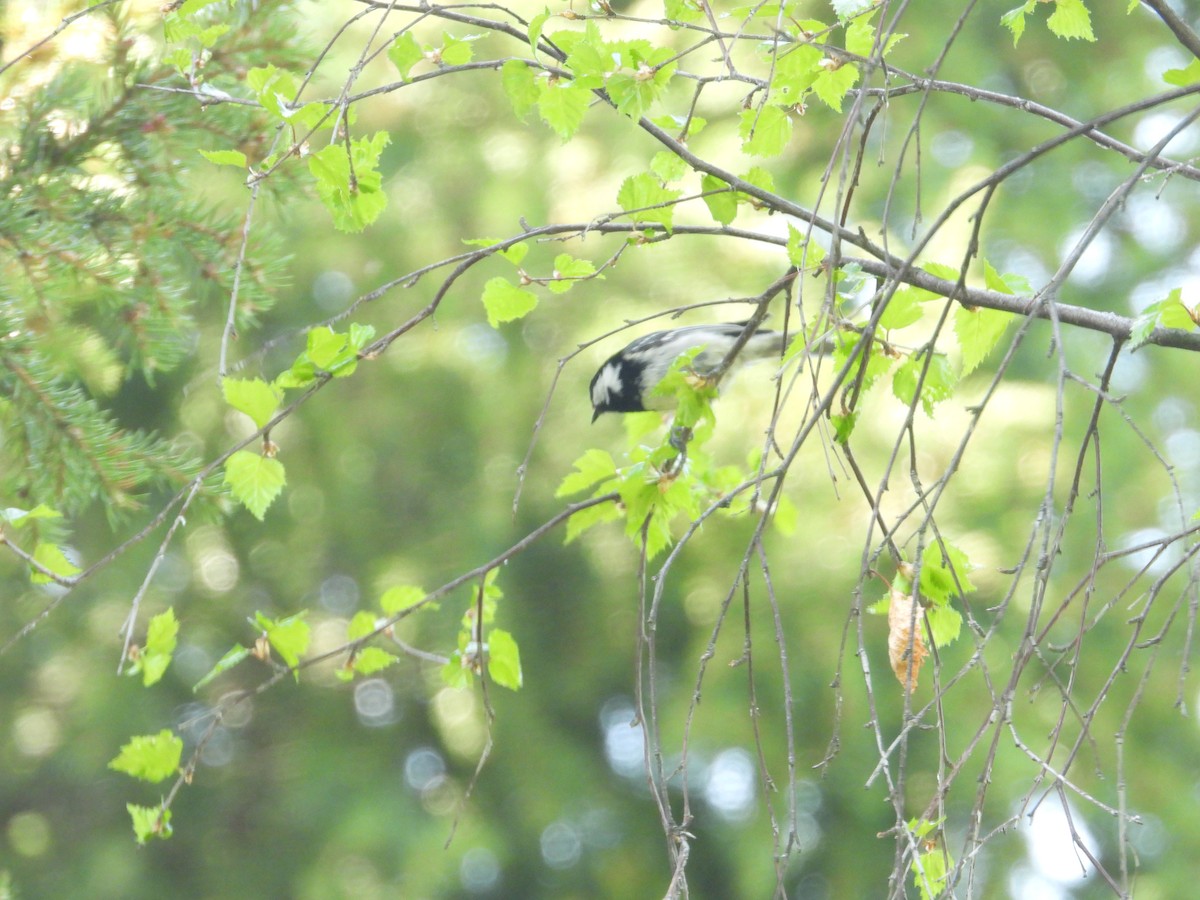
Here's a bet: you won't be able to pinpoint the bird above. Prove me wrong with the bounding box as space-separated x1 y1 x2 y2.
589 322 785 420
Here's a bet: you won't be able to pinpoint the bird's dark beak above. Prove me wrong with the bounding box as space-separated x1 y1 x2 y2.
591 408 602 423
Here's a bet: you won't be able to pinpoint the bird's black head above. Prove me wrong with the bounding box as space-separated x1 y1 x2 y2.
589 354 647 421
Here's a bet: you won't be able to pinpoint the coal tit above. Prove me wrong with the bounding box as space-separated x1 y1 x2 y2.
589 322 785 420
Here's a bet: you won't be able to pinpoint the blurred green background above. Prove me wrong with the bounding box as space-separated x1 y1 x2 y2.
3 1 1200 898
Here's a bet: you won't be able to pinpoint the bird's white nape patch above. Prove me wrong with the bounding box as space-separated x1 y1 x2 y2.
592 362 622 406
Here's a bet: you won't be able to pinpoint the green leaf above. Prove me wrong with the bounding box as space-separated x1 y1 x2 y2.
918 540 975 605
911 837 951 900
701 173 737 226
347 610 378 641
222 377 281 429
739 105 792 157
109 730 183 783
548 253 597 294
482 277 538 327
126 804 172 845
786 223 824 269
528 7 551 51
30 542 80 584
255 611 310 672
354 646 399 675
845 15 878 57
1000 1 1036 45
650 150 688 183
307 132 391 233
926 604 963 648
664 0 704 24
892 352 956 416
564 500 622 543
501 59 539 118
537 81 591 141
616 172 681 230
305 326 348 370
1047 0 1095 41
831 411 857 444
380 584 426 615
812 62 860 112
388 32 424 78
224 450 286 520
193 644 251 692
487 628 523 690
878 289 924 331
137 608 179 687
955 306 1012 376
1130 289 1197 347
557 449 618 497
198 149 247 168
1164 58 1200 87
740 165 776 195
439 33 477 66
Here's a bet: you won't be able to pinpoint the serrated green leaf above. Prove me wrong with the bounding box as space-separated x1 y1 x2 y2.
1000 2 1036 45
440 33 479 66
127 804 172 845
347 610 378 641
1164 58 1200 87
879 289 924 331
926 604 963 648
739 105 792 157
222 377 281 429
955 305 1012 376
307 132 390 233
564 500 622 543
388 32 424 78
256 611 310 672
1130 289 1197 347
918 540 975 605
351 646 399 677
30 542 80 584
650 150 688 182
487 628 523 690
198 148 247 168
812 61 859 112
831 411 857 444
139 608 179 687
845 16 877 57
380 584 426 615
501 59 539 118
701 173 737 226
109 730 183 783
481 277 538 327
528 8 551 51
549 253 597 294
224 450 286 520
1047 0 1095 41
538 81 590 141
664 0 704 24
892 353 956 416
616 172 681 230
305 326 347 370
740 165 776 195
193 644 251 692
557 448 617 497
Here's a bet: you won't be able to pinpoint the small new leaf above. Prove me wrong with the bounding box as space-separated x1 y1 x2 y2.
557 449 617 497
616 172 681 230
255 611 311 675
501 59 539 118
224 450 286 520
738 106 792 157
701 173 737 226
380 584 427 615
482 277 538 327
955 306 1012 376
137 608 179 687
193 644 251 692
127 804 172 845
109 730 183 783
222 377 281 429
198 149 247 168
548 253 597 294
487 628 523 690
388 32 424 78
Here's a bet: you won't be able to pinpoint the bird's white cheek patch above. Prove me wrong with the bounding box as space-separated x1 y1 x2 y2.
592 363 622 405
